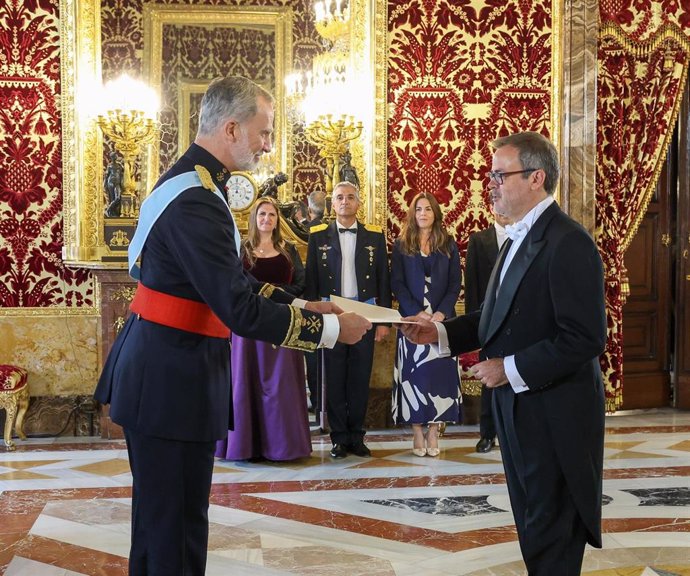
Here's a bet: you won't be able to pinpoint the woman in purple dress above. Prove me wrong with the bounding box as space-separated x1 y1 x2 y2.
391 193 461 457
215 197 311 461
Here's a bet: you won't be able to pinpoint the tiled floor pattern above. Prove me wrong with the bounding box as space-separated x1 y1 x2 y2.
0 410 688 575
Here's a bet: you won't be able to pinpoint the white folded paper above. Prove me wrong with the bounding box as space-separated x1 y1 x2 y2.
330 295 417 324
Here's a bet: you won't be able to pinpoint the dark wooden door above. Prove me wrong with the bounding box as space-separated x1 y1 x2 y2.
674 86 690 409
621 134 674 409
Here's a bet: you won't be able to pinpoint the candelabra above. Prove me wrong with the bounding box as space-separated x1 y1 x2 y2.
285 0 363 200
304 115 362 196
313 0 350 43
97 75 159 219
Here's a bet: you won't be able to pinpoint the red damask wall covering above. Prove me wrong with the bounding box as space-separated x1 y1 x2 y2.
387 0 554 251
0 0 94 307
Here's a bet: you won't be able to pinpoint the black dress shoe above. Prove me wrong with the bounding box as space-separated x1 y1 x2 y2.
348 442 371 457
330 443 347 458
476 437 495 453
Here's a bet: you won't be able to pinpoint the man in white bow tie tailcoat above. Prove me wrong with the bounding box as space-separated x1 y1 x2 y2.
400 131 606 576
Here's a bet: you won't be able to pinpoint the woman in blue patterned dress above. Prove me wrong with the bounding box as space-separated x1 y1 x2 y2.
391 192 461 457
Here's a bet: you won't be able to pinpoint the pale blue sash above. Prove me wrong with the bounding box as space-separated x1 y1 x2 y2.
128 171 241 279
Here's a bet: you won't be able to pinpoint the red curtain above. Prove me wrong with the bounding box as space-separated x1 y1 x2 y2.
596 8 690 410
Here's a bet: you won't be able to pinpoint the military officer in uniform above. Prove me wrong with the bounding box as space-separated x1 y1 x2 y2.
305 181 392 458
94 76 371 575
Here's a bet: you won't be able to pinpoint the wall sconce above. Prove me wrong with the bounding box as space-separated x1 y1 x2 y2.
97 74 159 219
285 0 363 200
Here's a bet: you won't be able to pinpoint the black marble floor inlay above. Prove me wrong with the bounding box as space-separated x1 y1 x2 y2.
623 487 690 506
364 496 506 517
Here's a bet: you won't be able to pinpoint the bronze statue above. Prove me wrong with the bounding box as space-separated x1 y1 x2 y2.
104 151 124 218
339 150 360 189
258 172 288 198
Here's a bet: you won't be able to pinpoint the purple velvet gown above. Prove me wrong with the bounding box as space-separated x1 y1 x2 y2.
215 253 311 461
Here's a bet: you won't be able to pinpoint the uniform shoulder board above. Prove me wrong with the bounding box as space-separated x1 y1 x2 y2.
194 165 215 192
310 223 328 232
364 223 383 233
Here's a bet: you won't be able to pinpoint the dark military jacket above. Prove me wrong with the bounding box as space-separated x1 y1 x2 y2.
94 144 324 441
304 220 391 307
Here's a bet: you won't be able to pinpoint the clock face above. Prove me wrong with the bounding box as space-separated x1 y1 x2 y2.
225 173 257 211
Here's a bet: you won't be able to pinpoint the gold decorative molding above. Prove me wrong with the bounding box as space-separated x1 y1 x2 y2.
0 307 99 317
177 79 211 153
351 0 387 227
142 4 294 197
60 0 107 265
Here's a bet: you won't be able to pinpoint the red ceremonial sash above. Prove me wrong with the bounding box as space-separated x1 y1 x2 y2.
130 283 230 338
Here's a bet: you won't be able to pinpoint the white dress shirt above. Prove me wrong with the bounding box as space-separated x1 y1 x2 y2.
435 196 556 393
338 223 358 298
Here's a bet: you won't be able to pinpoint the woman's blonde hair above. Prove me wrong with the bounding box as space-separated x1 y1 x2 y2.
242 196 292 269
399 192 452 256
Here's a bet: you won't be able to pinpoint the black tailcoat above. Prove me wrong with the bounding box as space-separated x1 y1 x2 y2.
444 203 607 567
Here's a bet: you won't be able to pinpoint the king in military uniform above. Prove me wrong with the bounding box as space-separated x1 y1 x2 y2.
305 181 392 458
94 76 370 575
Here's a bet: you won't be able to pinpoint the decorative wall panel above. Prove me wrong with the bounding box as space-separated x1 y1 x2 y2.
386 0 559 252
0 0 94 307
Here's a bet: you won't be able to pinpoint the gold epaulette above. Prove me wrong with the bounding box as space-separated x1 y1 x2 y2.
194 165 215 191
364 223 383 233
310 223 328 232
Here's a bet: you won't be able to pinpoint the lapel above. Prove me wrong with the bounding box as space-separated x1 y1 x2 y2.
479 202 560 344
354 221 366 260
327 221 342 288
477 238 512 342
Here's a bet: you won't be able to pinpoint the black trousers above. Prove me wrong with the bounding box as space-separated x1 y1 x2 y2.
324 329 375 445
493 389 588 576
479 384 496 439
125 429 216 576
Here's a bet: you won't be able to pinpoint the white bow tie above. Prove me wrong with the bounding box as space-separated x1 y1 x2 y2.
505 221 529 242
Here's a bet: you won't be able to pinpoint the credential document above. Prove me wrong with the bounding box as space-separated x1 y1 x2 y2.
330 295 418 324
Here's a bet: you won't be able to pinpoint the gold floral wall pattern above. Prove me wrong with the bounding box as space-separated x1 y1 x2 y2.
386 0 556 251
0 0 93 307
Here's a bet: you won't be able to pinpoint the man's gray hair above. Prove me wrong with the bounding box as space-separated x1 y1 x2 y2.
332 180 360 200
197 76 274 136
308 191 326 218
492 131 560 194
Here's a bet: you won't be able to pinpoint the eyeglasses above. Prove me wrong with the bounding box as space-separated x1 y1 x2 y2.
486 169 538 185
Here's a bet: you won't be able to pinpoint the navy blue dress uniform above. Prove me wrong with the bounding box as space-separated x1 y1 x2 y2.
305 220 391 451
442 202 606 575
465 225 501 447
94 143 325 575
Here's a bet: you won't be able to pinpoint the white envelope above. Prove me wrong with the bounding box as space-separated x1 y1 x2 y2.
330 295 418 324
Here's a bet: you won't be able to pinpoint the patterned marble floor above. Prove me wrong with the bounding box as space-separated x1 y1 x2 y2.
0 409 689 575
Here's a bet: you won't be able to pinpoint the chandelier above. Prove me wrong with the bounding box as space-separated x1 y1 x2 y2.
285 0 362 197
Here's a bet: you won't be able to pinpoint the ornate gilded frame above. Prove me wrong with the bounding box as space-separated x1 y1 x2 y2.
59 0 295 266
141 5 294 195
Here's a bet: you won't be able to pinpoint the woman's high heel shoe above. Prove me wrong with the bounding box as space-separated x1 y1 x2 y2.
413 430 427 457
426 424 440 457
